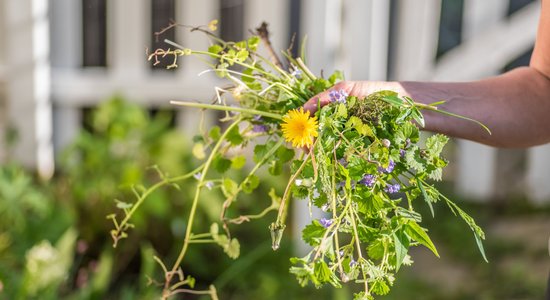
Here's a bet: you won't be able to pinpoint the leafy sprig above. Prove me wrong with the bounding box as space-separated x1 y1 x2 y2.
108 21 488 299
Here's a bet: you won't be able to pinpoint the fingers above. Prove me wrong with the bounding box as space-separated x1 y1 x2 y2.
303 93 331 115
303 81 352 115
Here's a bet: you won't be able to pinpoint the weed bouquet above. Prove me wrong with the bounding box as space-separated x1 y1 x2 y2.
109 21 488 299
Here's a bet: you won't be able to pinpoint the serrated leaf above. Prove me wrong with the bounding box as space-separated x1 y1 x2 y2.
213 155 232 173
226 126 243 145
405 221 439 257
277 147 295 163
336 103 347 119
371 279 390 295
253 144 267 163
405 147 426 173
208 44 223 55
230 155 246 170
427 167 443 181
247 36 260 50
302 221 326 246
290 264 313 287
425 134 448 157
242 175 259 193
268 160 282 176
313 260 341 288
209 126 221 140
393 229 409 271
224 238 240 259
192 143 206 160
367 239 385 260
222 178 238 198
235 49 249 62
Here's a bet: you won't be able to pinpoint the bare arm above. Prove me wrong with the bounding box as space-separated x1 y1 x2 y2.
304 0 550 148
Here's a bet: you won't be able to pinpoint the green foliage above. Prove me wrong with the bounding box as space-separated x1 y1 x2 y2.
136 21 490 299
287 92 486 298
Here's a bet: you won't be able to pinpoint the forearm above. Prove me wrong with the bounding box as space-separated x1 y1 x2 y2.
387 67 550 148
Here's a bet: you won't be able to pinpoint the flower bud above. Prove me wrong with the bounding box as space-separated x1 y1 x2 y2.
382 139 391 148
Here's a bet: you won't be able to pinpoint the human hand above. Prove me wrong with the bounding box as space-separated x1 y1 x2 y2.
303 81 393 115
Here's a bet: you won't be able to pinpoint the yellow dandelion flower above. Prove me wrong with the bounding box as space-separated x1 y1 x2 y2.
281 108 319 148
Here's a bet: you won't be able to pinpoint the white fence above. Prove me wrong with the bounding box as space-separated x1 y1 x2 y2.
0 0 548 203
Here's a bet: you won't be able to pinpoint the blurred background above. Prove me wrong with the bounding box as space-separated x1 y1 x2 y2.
0 0 549 299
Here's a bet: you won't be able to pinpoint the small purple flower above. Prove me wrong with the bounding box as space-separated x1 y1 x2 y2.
291 69 302 79
359 174 376 187
252 124 269 133
400 149 406 158
329 89 349 104
349 259 357 267
312 189 320 199
253 115 262 121
319 218 333 228
336 181 346 189
378 160 395 173
205 181 214 190
384 183 401 194
193 172 202 180
338 158 348 167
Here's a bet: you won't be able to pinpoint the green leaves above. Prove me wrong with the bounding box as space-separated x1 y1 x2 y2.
393 229 409 271
142 26 490 299
210 223 240 259
425 134 448 157
221 178 238 198
302 220 326 246
226 126 243 146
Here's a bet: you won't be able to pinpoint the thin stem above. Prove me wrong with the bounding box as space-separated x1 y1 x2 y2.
331 150 344 278
190 232 213 239
170 101 282 120
413 102 491 134
165 39 279 81
166 288 214 297
275 152 309 225
187 239 216 244
349 207 369 295
221 139 284 224
295 57 316 80
166 118 243 288
112 165 204 246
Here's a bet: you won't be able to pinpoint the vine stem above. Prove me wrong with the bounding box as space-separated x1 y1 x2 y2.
331 144 344 278
350 207 370 295
165 118 243 289
165 39 280 81
112 164 204 246
221 139 284 227
170 101 282 120
275 151 309 225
